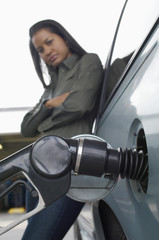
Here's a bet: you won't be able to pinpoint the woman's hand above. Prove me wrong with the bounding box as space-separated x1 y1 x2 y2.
44 92 70 109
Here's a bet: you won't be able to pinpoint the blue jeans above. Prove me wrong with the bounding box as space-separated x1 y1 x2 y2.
22 190 84 240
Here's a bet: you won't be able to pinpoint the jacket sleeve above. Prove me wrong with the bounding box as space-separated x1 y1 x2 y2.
21 89 52 137
38 54 103 132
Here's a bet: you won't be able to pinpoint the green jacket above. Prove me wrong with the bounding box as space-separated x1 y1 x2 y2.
21 53 103 138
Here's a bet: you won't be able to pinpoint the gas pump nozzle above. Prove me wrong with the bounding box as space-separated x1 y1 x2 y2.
0 135 146 235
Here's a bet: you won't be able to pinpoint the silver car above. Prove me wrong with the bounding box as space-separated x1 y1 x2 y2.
73 0 159 239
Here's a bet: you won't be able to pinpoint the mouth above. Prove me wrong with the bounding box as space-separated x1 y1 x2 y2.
49 54 58 64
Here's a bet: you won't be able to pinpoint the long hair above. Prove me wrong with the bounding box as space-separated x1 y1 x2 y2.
29 19 87 88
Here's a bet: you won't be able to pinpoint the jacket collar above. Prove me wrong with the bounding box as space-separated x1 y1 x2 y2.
49 54 80 75
62 54 80 70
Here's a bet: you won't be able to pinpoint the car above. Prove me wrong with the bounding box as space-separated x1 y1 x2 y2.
72 0 159 239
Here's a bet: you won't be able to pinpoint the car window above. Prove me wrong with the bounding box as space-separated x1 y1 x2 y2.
97 0 159 119
112 0 158 62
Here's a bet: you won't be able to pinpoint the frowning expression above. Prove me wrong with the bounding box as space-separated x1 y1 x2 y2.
32 28 72 67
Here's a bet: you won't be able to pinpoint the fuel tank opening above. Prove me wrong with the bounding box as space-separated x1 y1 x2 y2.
136 128 149 193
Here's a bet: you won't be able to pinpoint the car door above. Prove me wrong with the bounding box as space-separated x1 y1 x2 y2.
95 0 159 239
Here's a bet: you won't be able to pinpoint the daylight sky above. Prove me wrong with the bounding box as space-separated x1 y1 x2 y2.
0 0 158 133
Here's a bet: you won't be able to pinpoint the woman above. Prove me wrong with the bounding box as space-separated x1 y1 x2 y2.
21 19 103 240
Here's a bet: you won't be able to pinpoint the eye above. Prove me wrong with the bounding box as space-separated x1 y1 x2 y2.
47 39 53 45
37 47 44 54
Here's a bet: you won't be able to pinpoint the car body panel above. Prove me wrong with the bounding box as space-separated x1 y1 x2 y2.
95 18 159 240
75 0 159 238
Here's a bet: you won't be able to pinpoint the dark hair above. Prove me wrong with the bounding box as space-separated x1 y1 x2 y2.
29 19 87 87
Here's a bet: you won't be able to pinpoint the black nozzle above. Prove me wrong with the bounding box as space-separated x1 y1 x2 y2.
105 147 146 180
73 139 146 180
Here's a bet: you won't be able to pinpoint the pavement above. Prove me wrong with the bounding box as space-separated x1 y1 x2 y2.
0 212 74 240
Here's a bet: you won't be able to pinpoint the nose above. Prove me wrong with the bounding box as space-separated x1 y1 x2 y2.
44 45 52 56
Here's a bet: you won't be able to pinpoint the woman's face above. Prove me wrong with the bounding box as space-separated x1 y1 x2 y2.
32 28 72 67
